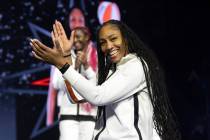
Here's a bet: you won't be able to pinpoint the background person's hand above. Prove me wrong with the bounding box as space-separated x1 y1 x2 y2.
76 51 89 70
52 20 75 56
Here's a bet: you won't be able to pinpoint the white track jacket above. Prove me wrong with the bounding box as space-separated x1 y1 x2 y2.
63 54 161 140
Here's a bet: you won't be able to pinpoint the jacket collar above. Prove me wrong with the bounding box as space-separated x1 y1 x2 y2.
116 53 137 66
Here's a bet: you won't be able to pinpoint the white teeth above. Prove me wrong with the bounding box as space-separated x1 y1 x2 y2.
110 50 118 56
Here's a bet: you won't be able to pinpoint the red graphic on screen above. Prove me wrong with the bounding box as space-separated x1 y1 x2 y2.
31 77 50 86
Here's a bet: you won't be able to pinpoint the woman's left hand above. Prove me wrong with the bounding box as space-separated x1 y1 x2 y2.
30 39 70 69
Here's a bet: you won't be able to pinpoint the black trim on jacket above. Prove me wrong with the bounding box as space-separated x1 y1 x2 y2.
60 114 96 122
134 93 143 140
95 106 106 140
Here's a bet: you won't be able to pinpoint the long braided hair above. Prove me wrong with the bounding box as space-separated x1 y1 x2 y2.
96 20 181 140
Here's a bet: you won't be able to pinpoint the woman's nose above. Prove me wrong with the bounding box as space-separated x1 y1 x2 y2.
106 41 113 50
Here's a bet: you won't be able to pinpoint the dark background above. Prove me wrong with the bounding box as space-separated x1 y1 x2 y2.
0 0 209 140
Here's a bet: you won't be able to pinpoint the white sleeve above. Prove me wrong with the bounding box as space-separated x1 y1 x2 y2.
64 66 97 103
52 66 65 90
51 66 59 89
63 59 146 106
83 66 97 84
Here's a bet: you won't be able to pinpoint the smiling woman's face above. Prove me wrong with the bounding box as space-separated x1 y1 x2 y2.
99 24 128 63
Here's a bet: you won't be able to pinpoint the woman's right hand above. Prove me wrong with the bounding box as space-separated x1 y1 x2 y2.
30 39 72 69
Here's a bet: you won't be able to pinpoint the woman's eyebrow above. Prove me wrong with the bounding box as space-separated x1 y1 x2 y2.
101 34 116 40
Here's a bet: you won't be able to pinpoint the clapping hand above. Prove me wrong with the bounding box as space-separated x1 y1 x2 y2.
30 21 75 69
30 38 68 69
75 51 89 70
52 20 75 56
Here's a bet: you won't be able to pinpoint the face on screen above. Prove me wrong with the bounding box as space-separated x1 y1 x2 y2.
69 8 85 30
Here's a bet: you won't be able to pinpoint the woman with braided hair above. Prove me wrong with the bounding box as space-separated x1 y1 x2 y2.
30 20 181 140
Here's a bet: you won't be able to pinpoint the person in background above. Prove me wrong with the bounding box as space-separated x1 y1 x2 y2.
46 7 97 140
31 20 181 140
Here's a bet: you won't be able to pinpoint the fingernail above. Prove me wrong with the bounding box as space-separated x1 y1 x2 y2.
32 51 35 56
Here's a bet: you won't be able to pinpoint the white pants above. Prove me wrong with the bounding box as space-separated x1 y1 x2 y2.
59 120 95 140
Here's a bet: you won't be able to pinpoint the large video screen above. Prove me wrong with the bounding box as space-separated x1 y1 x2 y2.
0 0 111 95
0 1 123 139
